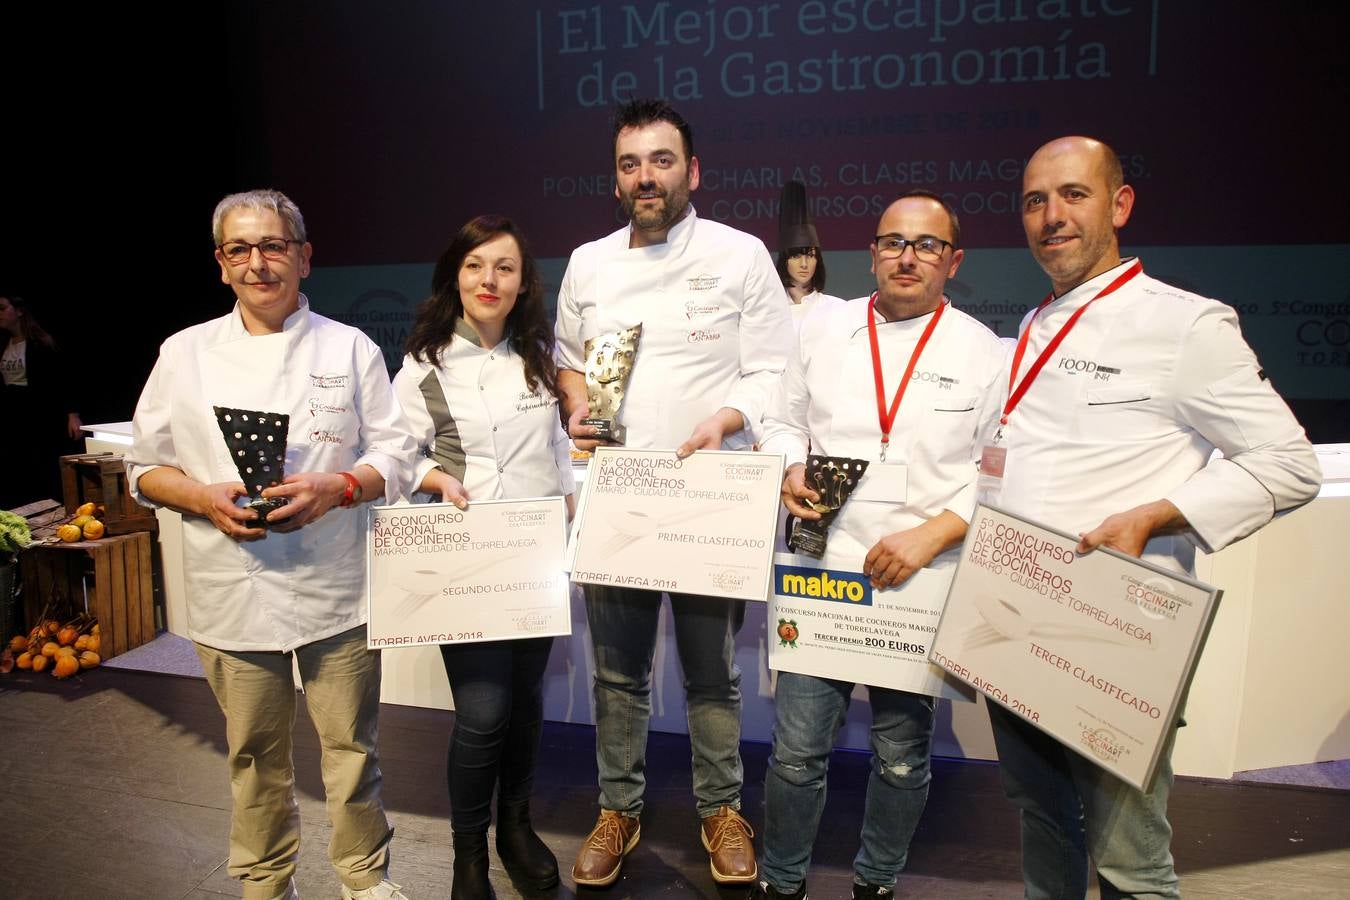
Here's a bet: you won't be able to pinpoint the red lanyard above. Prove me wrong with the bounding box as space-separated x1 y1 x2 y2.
868 294 946 461
1002 260 1143 426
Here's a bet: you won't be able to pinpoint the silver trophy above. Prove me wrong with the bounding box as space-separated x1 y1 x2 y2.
583 324 642 444
214 406 290 527
789 455 870 558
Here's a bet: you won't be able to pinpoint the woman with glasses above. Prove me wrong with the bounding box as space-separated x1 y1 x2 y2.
393 215 574 900
776 181 842 329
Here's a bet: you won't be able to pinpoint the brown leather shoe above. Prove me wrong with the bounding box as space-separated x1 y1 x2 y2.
571 810 640 887
701 806 758 884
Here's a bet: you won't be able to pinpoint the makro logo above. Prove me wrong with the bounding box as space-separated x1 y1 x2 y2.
776 564 872 605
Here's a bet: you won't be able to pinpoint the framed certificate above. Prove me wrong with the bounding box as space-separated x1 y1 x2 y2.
568 447 784 601
366 497 571 648
930 503 1222 790
769 552 975 702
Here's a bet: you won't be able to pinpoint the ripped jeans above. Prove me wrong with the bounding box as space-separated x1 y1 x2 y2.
761 672 935 892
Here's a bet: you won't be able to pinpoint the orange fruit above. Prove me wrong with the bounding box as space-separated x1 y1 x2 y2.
16 652 34 670
31 654 50 673
52 655 79 679
75 635 90 651
44 620 60 636
58 626 79 646
41 641 60 658
82 520 105 540
55 645 76 658
79 651 101 669
7 635 25 653
85 634 101 653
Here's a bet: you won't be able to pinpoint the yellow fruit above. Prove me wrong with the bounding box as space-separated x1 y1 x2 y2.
71 514 93 529
41 641 60 658
75 635 90 651
79 651 101 669
57 524 82 543
82 520 106 540
85 634 101 653
16 652 34 670
55 645 76 658
53 655 80 679
76 502 97 517
31 654 50 673
91 623 100 635
44 620 60 636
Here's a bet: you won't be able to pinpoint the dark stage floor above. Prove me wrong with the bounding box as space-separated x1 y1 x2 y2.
2 668 1346 899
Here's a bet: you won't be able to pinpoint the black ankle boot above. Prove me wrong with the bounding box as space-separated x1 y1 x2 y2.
495 801 560 890
452 831 496 900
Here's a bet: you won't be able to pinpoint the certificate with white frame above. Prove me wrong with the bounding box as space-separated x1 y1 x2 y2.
367 497 571 648
568 447 784 602
930 503 1222 791
768 551 975 701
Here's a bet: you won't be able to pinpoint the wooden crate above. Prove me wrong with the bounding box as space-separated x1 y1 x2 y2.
59 453 157 536
19 532 155 660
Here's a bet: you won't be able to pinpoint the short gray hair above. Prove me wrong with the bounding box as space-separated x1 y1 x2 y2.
211 189 308 245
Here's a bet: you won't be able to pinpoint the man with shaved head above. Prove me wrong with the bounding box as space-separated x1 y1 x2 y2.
982 136 1320 898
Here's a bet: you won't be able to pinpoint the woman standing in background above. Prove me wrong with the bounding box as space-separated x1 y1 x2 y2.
1 295 82 508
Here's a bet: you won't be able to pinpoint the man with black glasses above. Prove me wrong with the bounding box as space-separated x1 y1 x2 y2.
754 190 1006 900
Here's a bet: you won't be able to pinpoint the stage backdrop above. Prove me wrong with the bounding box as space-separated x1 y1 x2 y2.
216 2 1349 420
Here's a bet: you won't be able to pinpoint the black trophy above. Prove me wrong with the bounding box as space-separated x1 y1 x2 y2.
214 406 290 527
789 455 870 558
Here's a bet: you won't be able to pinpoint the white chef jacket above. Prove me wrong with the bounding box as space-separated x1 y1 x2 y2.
990 261 1321 575
554 207 793 450
788 290 844 330
126 297 415 652
761 296 1008 567
393 318 575 502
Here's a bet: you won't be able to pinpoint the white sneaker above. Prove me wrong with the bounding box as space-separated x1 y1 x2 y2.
341 879 409 900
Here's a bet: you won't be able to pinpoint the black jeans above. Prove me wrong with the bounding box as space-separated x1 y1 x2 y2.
440 636 554 833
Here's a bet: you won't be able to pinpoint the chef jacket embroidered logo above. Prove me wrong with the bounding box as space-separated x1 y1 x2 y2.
309 429 343 444
515 390 557 412
686 275 721 292
309 373 350 389
309 399 347 416
910 370 957 388
776 564 872 605
685 299 719 319
688 328 722 343
1057 357 1121 380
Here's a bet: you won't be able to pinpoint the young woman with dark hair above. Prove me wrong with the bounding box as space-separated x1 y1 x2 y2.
393 215 574 900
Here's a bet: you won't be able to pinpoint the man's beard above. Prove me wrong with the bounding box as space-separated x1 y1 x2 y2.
621 181 691 233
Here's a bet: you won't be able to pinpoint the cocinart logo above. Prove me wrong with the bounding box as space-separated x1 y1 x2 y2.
775 565 872 605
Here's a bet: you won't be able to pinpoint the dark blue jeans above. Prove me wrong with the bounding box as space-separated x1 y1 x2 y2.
762 672 935 892
440 636 554 833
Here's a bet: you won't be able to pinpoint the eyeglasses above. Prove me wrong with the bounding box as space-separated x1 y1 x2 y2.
217 238 302 265
873 234 952 262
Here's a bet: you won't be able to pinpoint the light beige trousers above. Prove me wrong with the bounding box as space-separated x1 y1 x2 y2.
196 625 392 899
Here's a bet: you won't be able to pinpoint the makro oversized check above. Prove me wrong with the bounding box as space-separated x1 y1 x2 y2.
769 552 976 701
569 448 783 601
930 503 1221 790
366 497 571 648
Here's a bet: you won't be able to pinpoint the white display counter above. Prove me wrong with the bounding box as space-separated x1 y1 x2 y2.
86 421 1350 778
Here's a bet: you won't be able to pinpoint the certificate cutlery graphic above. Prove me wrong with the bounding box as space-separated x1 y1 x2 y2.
597 503 737 558
390 553 512 619
964 592 1143 651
